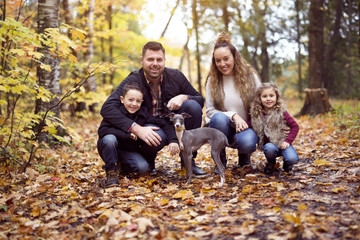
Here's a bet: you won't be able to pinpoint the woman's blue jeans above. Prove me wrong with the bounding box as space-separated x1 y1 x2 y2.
209 112 258 166
263 143 299 166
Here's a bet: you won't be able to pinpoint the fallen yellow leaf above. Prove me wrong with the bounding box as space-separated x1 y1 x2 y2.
313 158 331 166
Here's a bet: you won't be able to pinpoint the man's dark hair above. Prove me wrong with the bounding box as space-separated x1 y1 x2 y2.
142 41 165 57
121 81 145 97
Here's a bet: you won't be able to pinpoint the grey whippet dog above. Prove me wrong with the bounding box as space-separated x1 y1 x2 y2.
166 112 229 186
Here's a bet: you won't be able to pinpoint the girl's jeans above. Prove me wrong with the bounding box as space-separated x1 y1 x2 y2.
263 143 299 166
209 112 258 166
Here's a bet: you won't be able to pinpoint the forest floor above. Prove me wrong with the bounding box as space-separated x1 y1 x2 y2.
0 100 359 240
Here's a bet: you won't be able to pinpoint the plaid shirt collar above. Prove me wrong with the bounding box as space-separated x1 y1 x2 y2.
144 73 163 87
144 73 165 117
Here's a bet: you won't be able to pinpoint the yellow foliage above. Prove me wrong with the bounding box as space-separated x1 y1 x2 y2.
172 190 194 200
39 64 52 72
313 158 331 166
9 49 25 56
283 212 301 225
68 54 78 64
70 28 86 40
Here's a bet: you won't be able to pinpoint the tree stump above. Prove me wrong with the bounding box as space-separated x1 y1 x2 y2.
296 88 334 117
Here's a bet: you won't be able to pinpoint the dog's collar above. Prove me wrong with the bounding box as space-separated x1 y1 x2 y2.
175 126 185 132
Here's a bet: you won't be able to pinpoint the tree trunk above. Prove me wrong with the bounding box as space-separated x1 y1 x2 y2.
295 0 303 95
192 0 202 96
83 0 96 112
160 0 180 38
36 0 62 142
296 88 334 116
308 0 324 89
0 0 5 116
179 32 190 71
323 0 343 93
298 0 333 117
345 0 353 96
260 35 270 82
222 0 229 33
101 35 106 84
258 0 270 82
108 4 114 84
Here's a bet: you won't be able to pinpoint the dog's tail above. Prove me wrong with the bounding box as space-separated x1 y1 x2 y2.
226 139 237 148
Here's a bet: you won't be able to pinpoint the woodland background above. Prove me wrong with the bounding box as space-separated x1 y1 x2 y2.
0 0 359 239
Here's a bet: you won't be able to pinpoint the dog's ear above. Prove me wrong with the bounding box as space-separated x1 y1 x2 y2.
165 112 175 120
181 112 192 119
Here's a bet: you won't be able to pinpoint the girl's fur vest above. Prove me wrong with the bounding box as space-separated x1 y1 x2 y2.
250 101 288 150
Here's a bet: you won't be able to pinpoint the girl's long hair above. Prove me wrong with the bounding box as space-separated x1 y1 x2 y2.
206 32 260 114
251 82 285 118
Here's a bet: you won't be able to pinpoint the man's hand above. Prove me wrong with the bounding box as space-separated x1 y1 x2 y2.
232 114 249 132
280 142 290 150
132 125 162 146
167 94 188 111
130 133 138 140
168 142 180 156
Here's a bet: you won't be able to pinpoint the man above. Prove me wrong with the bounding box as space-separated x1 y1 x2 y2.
98 41 206 187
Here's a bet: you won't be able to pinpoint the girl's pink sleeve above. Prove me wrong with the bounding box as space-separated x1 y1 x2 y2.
283 112 299 144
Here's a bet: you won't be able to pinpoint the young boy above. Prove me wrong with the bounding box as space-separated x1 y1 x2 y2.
97 82 178 187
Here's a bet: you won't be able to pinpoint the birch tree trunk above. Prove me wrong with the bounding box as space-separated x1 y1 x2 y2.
36 0 62 141
77 0 96 112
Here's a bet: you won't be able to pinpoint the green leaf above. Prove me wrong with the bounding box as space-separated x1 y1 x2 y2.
0 205 8 212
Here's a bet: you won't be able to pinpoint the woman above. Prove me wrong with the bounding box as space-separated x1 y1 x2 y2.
205 32 261 170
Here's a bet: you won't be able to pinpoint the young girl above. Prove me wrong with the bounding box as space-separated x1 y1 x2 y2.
250 83 299 174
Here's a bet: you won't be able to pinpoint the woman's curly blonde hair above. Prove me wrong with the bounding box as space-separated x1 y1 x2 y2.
206 32 260 115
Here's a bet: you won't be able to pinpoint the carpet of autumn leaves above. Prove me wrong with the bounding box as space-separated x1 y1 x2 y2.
0 100 359 240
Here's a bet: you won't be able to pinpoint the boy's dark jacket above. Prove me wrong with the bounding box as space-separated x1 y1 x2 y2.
98 104 177 143
98 67 204 144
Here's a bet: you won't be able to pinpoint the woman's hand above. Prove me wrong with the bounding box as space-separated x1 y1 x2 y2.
168 142 180 156
232 114 249 132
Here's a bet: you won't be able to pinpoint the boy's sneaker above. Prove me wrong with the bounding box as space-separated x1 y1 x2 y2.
106 170 119 187
264 163 275 175
283 163 293 172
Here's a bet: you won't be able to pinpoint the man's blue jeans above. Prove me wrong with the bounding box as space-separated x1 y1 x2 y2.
176 99 203 130
209 112 258 166
263 143 299 166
